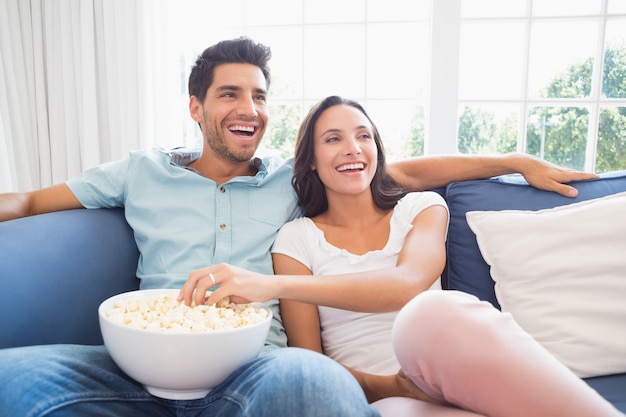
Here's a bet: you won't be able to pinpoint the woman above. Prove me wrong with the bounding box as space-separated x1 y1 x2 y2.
181 96 622 417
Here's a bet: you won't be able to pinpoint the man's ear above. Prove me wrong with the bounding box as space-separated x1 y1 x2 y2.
189 96 203 123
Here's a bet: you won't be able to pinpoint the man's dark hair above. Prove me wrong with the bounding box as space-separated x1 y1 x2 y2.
188 37 272 103
292 95 408 218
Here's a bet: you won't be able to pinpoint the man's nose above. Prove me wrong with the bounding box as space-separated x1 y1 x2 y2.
236 96 258 118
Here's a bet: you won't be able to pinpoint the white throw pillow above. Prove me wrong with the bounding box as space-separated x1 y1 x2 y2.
466 191 626 378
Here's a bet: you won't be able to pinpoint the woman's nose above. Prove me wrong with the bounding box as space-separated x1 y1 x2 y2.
344 138 362 155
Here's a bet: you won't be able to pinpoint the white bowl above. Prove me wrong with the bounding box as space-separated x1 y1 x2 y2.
98 289 272 400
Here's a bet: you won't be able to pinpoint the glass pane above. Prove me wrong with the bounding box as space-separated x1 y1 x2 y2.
367 22 429 99
596 107 626 172
457 105 520 154
526 107 589 170
245 27 303 99
608 0 626 14
528 21 598 99
244 0 302 25
303 25 366 99
259 103 302 158
181 0 244 30
533 0 601 16
461 0 527 18
458 22 525 99
603 19 626 98
365 100 425 160
367 0 430 21
304 0 365 24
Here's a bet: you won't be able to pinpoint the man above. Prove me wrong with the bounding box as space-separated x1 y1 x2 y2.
0 37 595 416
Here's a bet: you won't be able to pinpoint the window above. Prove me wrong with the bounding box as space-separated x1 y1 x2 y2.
455 0 626 172
161 0 626 172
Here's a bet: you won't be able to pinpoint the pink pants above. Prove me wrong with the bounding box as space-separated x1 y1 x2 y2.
371 291 623 417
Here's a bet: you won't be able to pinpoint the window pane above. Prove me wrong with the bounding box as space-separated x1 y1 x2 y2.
458 22 525 99
596 107 626 172
367 0 430 21
528 21 598 99
182 0 244 29
243 0 302 25
303 25 366 99
603 19 626 98
457 105 519 154
304 0 365 24
461 0 527 18
608 0 626 14
366 100 425 159
367 22 429 99
533 0 601 16
259 103 302 159
526 107 588 170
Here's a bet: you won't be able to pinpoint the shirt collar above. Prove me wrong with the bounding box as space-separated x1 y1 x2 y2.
168 147 265 178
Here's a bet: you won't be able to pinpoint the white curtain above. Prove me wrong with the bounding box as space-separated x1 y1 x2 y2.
0 0 180 193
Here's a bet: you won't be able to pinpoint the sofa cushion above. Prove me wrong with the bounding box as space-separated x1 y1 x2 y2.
0 208 140 348
466 192 626 378
442 170 626 307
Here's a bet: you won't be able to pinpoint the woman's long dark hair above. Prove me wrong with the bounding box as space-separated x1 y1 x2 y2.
292 96 408 218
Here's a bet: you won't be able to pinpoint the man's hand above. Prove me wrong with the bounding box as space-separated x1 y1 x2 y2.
515 155 599 198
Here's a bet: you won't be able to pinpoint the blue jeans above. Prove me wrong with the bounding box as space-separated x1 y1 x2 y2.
0 344 380 417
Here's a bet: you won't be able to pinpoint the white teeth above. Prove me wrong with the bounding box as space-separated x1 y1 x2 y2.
229 125 254 132
337 163 364 172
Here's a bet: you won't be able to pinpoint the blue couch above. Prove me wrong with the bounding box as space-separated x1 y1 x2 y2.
1 171 625 411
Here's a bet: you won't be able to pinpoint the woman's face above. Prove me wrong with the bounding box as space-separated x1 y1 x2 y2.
311 104 378 197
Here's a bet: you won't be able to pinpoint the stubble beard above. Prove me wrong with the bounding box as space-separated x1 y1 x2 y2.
204 121 259 163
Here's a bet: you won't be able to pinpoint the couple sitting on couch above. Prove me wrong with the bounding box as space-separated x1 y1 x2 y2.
0 37 621 417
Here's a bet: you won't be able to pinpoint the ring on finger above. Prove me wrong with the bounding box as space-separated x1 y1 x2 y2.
209 273 216 286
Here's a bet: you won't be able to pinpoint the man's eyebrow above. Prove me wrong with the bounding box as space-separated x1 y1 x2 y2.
215 85 267 95
216 85 242 92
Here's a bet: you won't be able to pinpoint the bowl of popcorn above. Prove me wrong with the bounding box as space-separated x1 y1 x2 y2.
98 289 272 400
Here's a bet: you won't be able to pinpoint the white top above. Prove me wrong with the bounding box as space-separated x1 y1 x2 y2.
271 192 448 374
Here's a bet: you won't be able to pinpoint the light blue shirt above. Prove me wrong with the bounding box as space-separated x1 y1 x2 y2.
67 147 300 350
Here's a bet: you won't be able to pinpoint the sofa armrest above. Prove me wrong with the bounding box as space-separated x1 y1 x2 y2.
0 208 140 348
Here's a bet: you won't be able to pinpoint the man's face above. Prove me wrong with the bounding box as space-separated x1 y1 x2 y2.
190 63 268 163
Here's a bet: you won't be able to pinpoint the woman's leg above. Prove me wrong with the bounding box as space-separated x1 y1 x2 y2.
392 291 623 417
372 397 486 417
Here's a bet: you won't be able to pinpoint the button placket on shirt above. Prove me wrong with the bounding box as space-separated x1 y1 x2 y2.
214 184 231 262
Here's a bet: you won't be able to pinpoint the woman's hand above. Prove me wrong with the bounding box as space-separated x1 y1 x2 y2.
350 367 443 405
178 263 276 306
393 368 444 405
